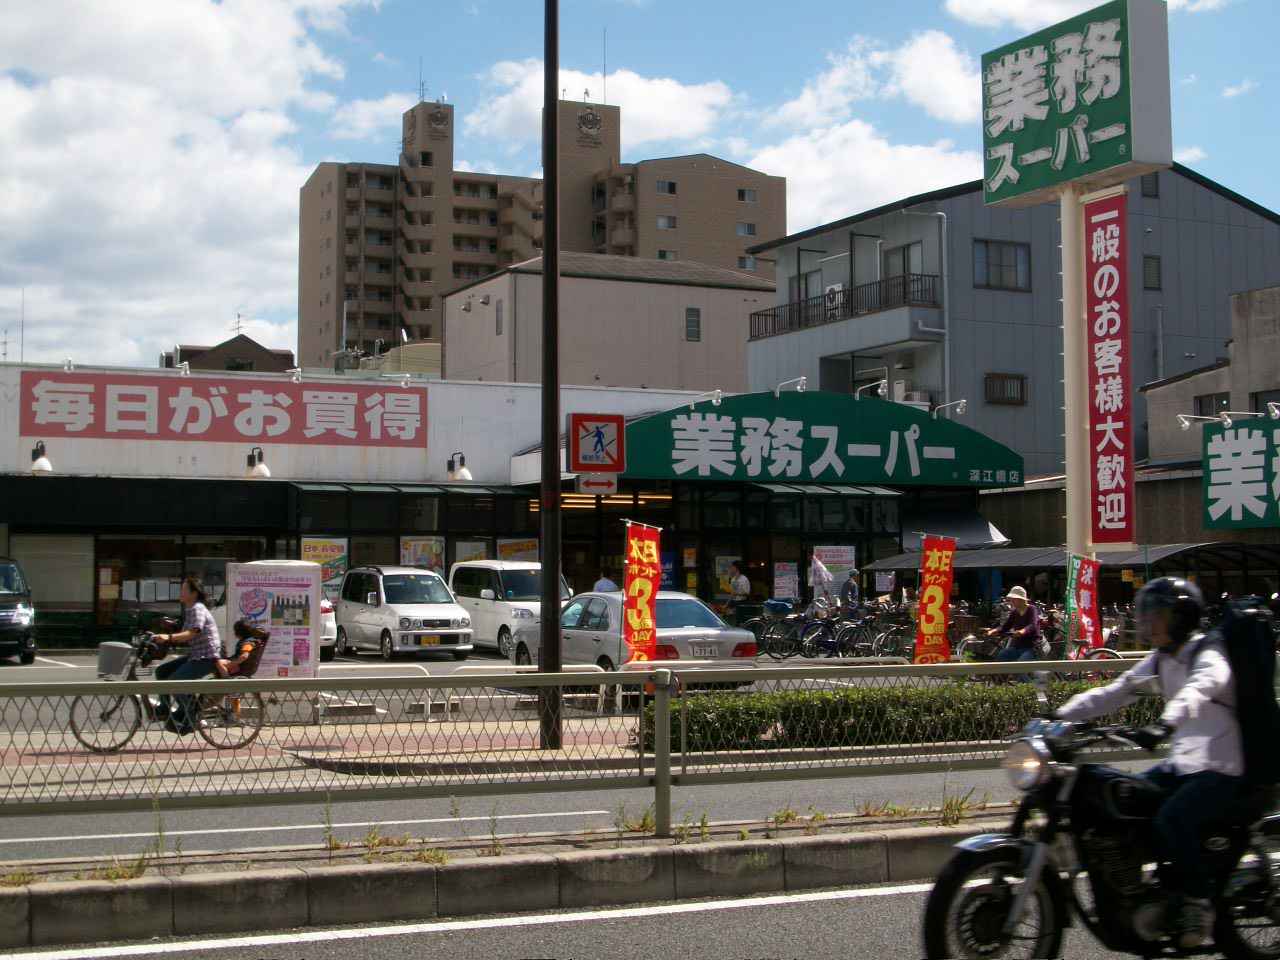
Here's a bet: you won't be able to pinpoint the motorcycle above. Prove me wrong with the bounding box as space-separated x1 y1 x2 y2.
922 706 1280 958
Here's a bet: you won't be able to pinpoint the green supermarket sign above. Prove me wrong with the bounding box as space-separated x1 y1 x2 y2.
621 391 1023 488
1202 423 1280 529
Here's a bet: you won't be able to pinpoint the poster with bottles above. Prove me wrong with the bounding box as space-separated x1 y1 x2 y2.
226 561 322 679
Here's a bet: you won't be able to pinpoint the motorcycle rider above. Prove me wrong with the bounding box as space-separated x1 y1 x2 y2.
1054 576 1242 950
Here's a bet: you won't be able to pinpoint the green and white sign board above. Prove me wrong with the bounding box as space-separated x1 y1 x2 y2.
621 392 1023 488
1202 423 1280 529
982 0 1171 208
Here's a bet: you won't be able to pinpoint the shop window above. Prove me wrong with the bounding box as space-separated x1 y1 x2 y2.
447 494 495 534
96 535 183 629
350 493 396 532
400 495 441 532
350 536 397 566
493 496 537 535
703 490 741 529
184 537 269 602
771 496 801 531
300 490 348 533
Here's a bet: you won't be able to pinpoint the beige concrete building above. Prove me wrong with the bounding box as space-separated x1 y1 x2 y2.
298 99 784 369
442 252 774 392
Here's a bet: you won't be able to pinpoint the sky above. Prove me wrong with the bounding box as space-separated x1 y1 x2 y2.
0 0 1274 366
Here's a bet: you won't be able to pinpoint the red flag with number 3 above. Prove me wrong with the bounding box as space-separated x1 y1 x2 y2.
914 536 957 664
623 525 660 662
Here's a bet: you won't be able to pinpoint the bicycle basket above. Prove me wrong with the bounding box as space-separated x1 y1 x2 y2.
96 641 134 679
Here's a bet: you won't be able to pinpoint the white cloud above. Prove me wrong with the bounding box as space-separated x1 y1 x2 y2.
871 30 980 124
769 40 878 129
746 121 982 234
330 92 415 140
1167 0 1233 10
1179 73 1197 86
1222 80 1255 98
1174 146 1206 164
466 61 735 153
0 0 364 364
943 0 1100 30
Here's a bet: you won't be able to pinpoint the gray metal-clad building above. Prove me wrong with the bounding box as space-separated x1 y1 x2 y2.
746 164 1280 478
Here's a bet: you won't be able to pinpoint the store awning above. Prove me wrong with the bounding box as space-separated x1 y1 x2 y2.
754 483 902 497
862 542 1232 572
900 509 1010 550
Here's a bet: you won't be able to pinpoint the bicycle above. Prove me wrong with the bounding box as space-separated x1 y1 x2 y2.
751 598 807 660
70 626 268 753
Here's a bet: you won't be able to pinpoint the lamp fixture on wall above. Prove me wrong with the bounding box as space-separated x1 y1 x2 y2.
1217 408 1280 429
855 379 888 400
479 294 491 305
246 446 270 478
62 358 74 372
447 451 472 482
460 300 472 313
1176 413 1223 431
687 389 722 410
286 367 302 384
178 361 190 376
380 373 411 388
773 376 806 398
932 399 967 420
30 441 52 474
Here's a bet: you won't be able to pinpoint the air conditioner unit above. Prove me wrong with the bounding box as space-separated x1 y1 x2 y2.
823 283 844 320
892 379 907 401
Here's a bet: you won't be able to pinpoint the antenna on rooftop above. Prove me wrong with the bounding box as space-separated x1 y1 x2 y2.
419 58 425 103
232 312 244 335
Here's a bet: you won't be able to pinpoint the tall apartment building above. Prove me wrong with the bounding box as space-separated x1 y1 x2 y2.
298 99 784 367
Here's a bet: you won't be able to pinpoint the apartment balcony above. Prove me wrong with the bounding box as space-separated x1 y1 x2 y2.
401 222 434 242
452 248 496 267
362 268 394 287
401 192 434 214
400 279 434 299
344 242 362 257
365 183 394 201
610 190 635 214
402 251 434 270
363 296 394 315
610 226 636 247
749 273 940 341
345 186 360 201
364 214 394 231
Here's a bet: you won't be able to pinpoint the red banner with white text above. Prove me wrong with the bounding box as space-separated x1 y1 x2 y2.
1074 555 1103 647
623 525 661 662
914 536 957 664
1084 192 1134 543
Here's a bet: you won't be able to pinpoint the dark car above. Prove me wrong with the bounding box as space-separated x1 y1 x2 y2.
0 558 37 664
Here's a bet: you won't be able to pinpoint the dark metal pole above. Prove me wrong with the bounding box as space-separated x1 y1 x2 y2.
538 0 563 749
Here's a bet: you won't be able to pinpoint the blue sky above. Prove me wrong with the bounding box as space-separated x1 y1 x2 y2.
0 0 1273 365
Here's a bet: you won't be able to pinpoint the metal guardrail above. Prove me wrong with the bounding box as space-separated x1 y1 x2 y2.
0 660 1141 833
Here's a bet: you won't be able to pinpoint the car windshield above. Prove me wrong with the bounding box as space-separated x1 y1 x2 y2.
383 574 453 605
0 563 26 596
655 597 725 629
501 570 573 602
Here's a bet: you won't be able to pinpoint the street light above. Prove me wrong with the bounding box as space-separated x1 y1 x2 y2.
932 399 968 420
773 376 806 398
855 379 888 400
1218 409 1279 429
246 446 270 478
447 451 473 482
1176 414 1220 431
687 389 722 410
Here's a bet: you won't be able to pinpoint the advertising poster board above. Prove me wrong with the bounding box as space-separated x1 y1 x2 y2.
301 537 347 604
914 536 957 664
773 562 799 600
400 536 445 573
455 540 488 563
623 525 661 662
814 545 857 583
715 556 735 594
660 552 675 590
497 538 539 562
227 561 322 679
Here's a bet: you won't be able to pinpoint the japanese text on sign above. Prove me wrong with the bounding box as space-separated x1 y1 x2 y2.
1064 554 1103 647
1203 425 1280 529
1084 191 1134 544
19 371 426 448
622 525 661 663
914 536 957 665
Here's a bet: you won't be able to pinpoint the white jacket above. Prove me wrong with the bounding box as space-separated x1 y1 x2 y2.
1057 634 1243 777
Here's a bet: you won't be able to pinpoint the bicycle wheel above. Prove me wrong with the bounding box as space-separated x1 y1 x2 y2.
799 621 833 658
70 694 142 753
196 692 266 749
740 617 767 644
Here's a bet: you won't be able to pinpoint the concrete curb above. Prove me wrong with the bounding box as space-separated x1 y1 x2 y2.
5 823 991 949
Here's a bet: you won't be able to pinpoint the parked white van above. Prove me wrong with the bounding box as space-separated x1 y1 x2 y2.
447 560 572 657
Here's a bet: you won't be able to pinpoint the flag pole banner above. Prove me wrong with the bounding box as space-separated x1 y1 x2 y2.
623 524 661 662
1064 553 1103 648
915 535 957 664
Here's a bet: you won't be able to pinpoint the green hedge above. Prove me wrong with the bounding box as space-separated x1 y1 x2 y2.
642 679 1163 752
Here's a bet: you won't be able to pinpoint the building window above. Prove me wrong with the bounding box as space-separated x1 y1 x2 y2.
658 215 677 230
1195 392 1230 417
984 372 1027 406
1141 172 1160 198
495 300 503 337
685 308 701 342
657 249 677 261
738 188 757 203
1251 389 1280 414
657 180 677 195
973 240 1031 291
736 222 757 237
738 255 757 270
1143 255 1162 290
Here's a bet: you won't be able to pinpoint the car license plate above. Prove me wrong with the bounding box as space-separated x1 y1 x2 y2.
416 635 440 646
691 642 717 658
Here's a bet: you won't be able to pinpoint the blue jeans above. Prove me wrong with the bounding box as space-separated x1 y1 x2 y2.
1142 762 1242 900
154 655 219 732
996 645 1034 663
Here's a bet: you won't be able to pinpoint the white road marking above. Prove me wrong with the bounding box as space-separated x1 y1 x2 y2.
0 810 612 846
4 883 935 959
33 656 79 668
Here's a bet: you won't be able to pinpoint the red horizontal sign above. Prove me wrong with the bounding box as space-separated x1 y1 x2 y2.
19 371 426 448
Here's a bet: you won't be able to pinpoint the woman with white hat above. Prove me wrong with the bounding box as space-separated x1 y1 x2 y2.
981 584 1044 662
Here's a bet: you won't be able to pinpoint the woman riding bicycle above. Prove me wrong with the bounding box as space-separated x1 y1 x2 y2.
152 576 221 734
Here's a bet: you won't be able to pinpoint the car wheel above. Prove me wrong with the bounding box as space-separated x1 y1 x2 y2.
336 627 351 657
319 645 335 662
19 650 35 665
380 631 394 661
515 644 532 666
496 627 512 658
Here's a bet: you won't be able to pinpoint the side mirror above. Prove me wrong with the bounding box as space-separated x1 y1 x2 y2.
480 588 496 601
366 592 379 607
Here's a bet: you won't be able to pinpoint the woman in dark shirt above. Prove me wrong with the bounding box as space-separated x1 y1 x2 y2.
985 585 1042 662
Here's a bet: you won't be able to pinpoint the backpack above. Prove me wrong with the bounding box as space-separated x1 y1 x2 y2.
1195 598 1280 788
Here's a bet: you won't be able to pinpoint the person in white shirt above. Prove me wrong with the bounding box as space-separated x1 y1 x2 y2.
1055 577 1241 950
726 561 751 622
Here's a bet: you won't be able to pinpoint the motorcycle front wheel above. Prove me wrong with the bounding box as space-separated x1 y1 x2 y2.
1214 832 1280 959
923 847 1064 960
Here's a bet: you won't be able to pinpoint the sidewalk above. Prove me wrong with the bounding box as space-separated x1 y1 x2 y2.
0 807 1009 949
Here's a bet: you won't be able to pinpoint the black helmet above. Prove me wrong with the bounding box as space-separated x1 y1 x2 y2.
1135 576 1204 649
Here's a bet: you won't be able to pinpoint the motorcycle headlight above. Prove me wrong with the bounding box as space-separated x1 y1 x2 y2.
1003 739 1052 793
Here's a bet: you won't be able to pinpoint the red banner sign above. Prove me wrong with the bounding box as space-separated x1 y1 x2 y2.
1084 192 1134 543
19 371 426 448
622 525 661 662
914 535 957 664
1074 555 1103 647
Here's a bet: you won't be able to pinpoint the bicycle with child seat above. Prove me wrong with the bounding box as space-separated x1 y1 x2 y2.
69 626 268 753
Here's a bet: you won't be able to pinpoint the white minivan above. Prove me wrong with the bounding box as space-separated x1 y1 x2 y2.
448 560 572 657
